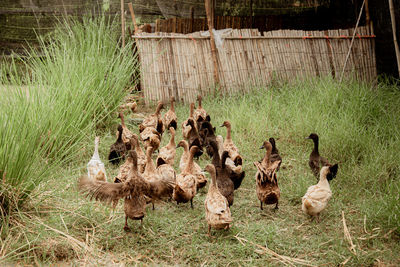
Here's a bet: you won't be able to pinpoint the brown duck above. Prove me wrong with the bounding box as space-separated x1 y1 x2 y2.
220 121 242 166
208 140 244 207
79 150 174 231
108 125 127 165
182 103 197 140
254 141 281 210
173 146 200 208
204 164 233 236
306 133 330 179
193 95 209 123
80 151 149 231
162 96 178 130
139 101 164 135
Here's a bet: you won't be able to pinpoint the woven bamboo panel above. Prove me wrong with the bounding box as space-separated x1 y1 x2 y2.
135 26 377 104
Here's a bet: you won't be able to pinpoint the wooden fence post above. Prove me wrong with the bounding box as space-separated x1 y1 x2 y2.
205 0 220 87
389 0 400 76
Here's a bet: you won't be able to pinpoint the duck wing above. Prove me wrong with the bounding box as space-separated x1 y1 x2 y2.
304 185 331 202
205 191 229 215
78 175 132 203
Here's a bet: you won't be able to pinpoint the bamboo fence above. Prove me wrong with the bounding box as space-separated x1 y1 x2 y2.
135 26 376 103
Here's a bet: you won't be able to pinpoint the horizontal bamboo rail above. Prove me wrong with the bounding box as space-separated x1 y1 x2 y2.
134 35 376 40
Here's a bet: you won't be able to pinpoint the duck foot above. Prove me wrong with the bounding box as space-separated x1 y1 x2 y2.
260 201 263 210
273 203 279 211
190 199 193 209
124 216 131 232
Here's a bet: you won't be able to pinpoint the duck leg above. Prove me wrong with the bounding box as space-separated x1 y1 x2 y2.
208 225 211 237
274 202 279 210
190 199 193 209
152 201 155 210
260 201 263 210
123 216 131 232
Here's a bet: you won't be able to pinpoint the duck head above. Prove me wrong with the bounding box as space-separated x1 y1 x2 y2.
259 140 272 151
220 121 231 128
117 124 123 133
186 118 196 127
326 164 338 181
306 133 319 142
176 140 188 149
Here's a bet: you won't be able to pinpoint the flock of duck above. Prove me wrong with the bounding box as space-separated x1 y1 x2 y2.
79 96 338 235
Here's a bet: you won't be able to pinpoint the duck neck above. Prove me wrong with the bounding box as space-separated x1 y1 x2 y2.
189 104 194 118
93 137 100 160
119 113 126 128
210 169 217 187
184 150 195 173
211 142 223 167
221 152 229 169
145 148 156 173
130 157 138 174
155 104 162 115
262 149 272 167
318 174 330 188
191 122 198 135
117 128 123 141
198 97 202 108
313 139 319 154
226 125 232 141
168 132 175 148
216 136 224 156
134 138 144 156
170 100 175 112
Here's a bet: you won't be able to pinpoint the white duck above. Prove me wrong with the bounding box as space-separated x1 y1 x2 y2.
302 164 338 221
87 136 107 182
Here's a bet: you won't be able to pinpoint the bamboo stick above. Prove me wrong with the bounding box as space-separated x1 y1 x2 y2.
127 2 138 34
120 0 125 48
388 0 400 76
339 0 365 83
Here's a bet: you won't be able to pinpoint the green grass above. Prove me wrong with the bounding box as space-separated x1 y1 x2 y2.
2 76 400 265
0 15 138 215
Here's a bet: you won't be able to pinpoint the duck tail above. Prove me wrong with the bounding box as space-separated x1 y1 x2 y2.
303 199 312 210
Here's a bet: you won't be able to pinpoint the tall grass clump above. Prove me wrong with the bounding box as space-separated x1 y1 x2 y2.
0 15 138 215
181 77 400 232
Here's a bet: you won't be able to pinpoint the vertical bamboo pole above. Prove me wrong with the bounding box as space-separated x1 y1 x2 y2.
250 0 253 28
128 2 138 34
389 0 400 76
205 0 220 86
121 0 125 47
365 0 371 31
190 6 194 33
